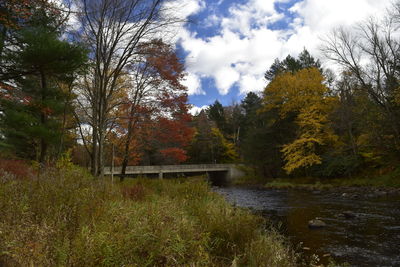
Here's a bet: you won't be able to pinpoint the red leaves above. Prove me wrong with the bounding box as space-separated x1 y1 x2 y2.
152 103 195 164
0 82 16 91
0 0 60 30
0 0 34 29
0 82 32 105
0 159 35 180
159 148 188 164
22 96 32 105
137 39 186 91
112 39 194 165
41 107 53 116
156 117 194 147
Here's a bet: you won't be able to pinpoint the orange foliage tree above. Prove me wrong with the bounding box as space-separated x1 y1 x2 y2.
110 39 194 180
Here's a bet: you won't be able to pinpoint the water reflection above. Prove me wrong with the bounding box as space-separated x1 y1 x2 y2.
214 187 400 266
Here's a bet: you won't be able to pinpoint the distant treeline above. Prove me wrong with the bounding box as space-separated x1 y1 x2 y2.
189 26 400 178
2 0 400 181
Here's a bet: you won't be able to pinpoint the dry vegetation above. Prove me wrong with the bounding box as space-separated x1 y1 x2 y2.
0 165 296 266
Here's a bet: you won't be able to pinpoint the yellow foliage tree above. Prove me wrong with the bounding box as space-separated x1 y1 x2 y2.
211 127 239 163
263 67 338 174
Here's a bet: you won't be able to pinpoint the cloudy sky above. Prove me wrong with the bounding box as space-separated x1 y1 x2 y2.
173 0 393 113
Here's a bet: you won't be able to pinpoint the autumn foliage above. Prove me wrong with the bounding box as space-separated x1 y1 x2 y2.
0 0 62 30
111 40 194 169
263 67 338 174
0 0 33 29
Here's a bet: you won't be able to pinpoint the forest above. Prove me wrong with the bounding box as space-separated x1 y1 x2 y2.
0 0 195 178
2 0 400 184
187 10 400 183
1 0 400 190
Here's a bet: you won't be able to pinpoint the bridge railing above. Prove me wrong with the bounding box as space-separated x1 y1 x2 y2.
104 164 234 175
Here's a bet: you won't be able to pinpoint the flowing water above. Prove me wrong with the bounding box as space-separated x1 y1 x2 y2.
213 186 400 266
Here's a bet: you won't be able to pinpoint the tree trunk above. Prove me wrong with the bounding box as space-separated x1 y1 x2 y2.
57 84 73 159
98 129 104 177
120 115 135 182
0 25 6 59
91 124 98 176
39 71 48 164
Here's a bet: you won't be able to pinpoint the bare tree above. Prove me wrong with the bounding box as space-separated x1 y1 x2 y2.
321 9 400 149
74 0 178 176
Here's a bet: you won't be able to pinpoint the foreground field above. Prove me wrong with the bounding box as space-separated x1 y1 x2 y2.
0 166 296 266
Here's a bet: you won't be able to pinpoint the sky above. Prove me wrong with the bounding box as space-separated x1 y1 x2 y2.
171 0 393 114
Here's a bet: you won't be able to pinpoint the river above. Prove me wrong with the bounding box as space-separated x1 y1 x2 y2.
213 186 400 266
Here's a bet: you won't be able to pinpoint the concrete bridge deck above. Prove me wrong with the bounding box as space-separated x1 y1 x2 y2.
104 164 244 181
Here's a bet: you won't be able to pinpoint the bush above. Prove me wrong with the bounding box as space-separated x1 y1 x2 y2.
0 158 35 180
0 167 296 266
312 154 362 178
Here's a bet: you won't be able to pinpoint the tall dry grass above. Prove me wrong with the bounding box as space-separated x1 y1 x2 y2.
0 166 296 266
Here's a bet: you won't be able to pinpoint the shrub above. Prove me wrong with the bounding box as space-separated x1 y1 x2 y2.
0 158 35 179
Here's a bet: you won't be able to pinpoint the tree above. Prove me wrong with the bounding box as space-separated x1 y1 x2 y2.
265 49 322 81
75 0 178 176
187 111 214 163
108 39 193 180
0 5 87 163
241 109 295 178
147 94 194 165
263 68 338 174
0 0 34 57
223 103 244 147
188 111 238 164
240 92 262 139
206 100 227 133
321 14 400 153
209 127 238 163
0 0 71 62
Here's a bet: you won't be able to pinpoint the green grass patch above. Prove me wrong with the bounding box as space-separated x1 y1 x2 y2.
330 170 400 187
233 165 267 185
0 166 296 266
265 178 333 190
265 167 400 189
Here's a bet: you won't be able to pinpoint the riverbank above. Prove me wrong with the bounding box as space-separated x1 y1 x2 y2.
0 166 296 266
264 174 400 199
235 166 400 196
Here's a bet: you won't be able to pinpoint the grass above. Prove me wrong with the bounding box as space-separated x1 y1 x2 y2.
265 168 400 189
265 178 333 190
233 165 268 186
0 166 296 266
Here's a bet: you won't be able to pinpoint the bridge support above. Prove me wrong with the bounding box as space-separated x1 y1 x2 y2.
227 166 245 181
158 172 163 179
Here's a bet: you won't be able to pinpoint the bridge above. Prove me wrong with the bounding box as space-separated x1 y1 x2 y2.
104 164 245 183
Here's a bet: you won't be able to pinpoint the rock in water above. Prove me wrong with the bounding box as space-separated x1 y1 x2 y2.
342 211 356 219
308 219 327 229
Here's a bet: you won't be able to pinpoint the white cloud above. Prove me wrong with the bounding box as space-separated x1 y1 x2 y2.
293 0 389 32
163 0 205 20
182 72 205 95
189 105 209 115
239 74 266 94
177 0 393 97
215 67 240 95
221 0 282 35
